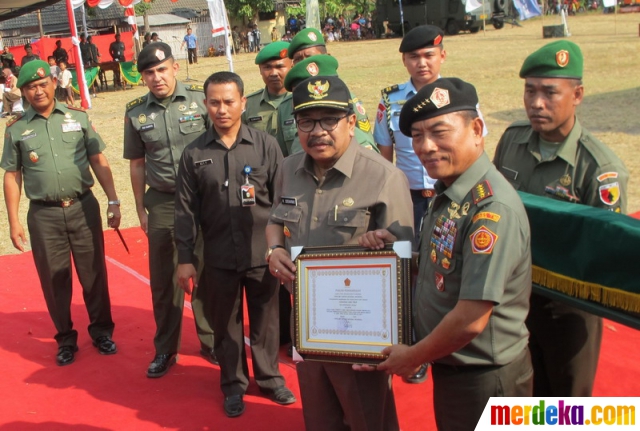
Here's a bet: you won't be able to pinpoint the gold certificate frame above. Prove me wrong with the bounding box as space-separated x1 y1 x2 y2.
293 243 412 364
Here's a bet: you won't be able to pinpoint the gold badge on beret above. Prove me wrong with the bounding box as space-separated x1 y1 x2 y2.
556 50 569 68
138 114 147 124
156 49 165 61
306 62 319 76
308 80 329 100
29 151 39 163
430 88 450 109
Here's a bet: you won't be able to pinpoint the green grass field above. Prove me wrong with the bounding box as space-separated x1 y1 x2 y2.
1 12 638 255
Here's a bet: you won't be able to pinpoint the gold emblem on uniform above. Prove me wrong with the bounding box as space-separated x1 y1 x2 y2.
308 80 329 100
556 50 569 68
283 226 291 238
190 102 198 109
179 104 187 111
447 202 461 219
21 129 34 136
65 113 72 119
559 174 571 186
430 249 437 263
138 114 147 124
29 151 39 163
461 202 470 217
441 258 450 270
343 197 354 207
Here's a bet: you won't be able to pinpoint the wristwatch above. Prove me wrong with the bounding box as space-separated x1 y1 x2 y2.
265 244 285 262
108 200 120 206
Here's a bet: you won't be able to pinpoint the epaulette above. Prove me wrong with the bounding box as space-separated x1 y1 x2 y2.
5 113 22 127
246 88 263 98
504 120 531 131
66 105 86 112
472 180 494 205
126 95 147 111
382 84 400 94
186 84 204 92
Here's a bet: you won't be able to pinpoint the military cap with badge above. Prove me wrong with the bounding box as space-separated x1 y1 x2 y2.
255 41 290 65
519 40 583 79
399 77 478 136
292 75 351 114
17 59 51 88
284 54 339 92
399 24 444 53
287 28 325 59
137 42 173 73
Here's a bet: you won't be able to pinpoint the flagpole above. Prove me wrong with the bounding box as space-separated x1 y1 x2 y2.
222 6 234 72
67 0 90 109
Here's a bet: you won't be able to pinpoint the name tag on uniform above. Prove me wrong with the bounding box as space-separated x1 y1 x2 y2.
392 111 401 117
62 122 82 133
194 159 212 167
22 133 37 140
284 119 295 126
281 197 297 206
248 116 263 123
140 124 155 131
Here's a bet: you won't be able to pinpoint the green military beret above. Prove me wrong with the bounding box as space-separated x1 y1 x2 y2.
255 41 290 64
399 25 444 53
284 54 339 92
287 28 325 59
399 77 478 136
520 40 583 79
137 42 173 73
16 60 50 88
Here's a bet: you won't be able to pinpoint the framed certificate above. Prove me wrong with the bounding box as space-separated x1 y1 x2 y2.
292 242 413 364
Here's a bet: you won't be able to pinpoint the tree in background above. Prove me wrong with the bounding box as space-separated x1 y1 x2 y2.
226 0 275 23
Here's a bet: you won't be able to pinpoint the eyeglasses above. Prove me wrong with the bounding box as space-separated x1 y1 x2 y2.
296 115 348 133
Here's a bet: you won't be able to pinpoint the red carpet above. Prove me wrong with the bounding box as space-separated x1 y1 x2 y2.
0 227 638 430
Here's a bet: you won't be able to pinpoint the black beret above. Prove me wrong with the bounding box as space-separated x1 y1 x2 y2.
137 42 173 72
399 25 444 53
399 77 478 136
292 75 351 114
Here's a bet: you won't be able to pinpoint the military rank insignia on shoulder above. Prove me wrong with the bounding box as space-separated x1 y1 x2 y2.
358 119 371 132
126 96 147 112
472 180 494 205
5 113 22 127
382 84 399 94
187 84 204 92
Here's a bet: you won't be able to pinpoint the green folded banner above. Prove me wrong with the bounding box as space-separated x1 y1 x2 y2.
519 191 640 313
120 61 141 85
71 67 100 94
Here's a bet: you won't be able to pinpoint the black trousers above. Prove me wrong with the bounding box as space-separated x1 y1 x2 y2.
27 192 115 347
527 293 602 396
205 265 284 396
432 348 533 431
187 48 197 64
144 188 214 355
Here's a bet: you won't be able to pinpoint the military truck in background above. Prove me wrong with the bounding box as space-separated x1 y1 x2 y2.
375 0 509 36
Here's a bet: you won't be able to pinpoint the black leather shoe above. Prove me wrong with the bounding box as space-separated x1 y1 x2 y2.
56 345 78 366
146 353 177 378
223 394 245 418
199 347 219 365
403 363 429 384
92 335 117 355
261 386 297 405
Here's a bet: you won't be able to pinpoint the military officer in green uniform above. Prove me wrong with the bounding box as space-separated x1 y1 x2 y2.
274 28 377 156
242 41 292 138
123 42 215 378
2 60 120 367
493 40 628 397
360 78 533 430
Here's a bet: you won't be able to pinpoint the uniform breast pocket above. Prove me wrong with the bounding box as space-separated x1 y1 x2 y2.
61 130 85 159
389 109 402 138
20 139 44 165
271 204 303 239
282 120 297 142
140 127 162 144
179 117 205 135
248 165 269 205
327 209 371 239
498 166 521 190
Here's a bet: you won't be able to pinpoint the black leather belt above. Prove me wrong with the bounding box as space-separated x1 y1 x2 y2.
31 190 91 208
410 189 436 199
